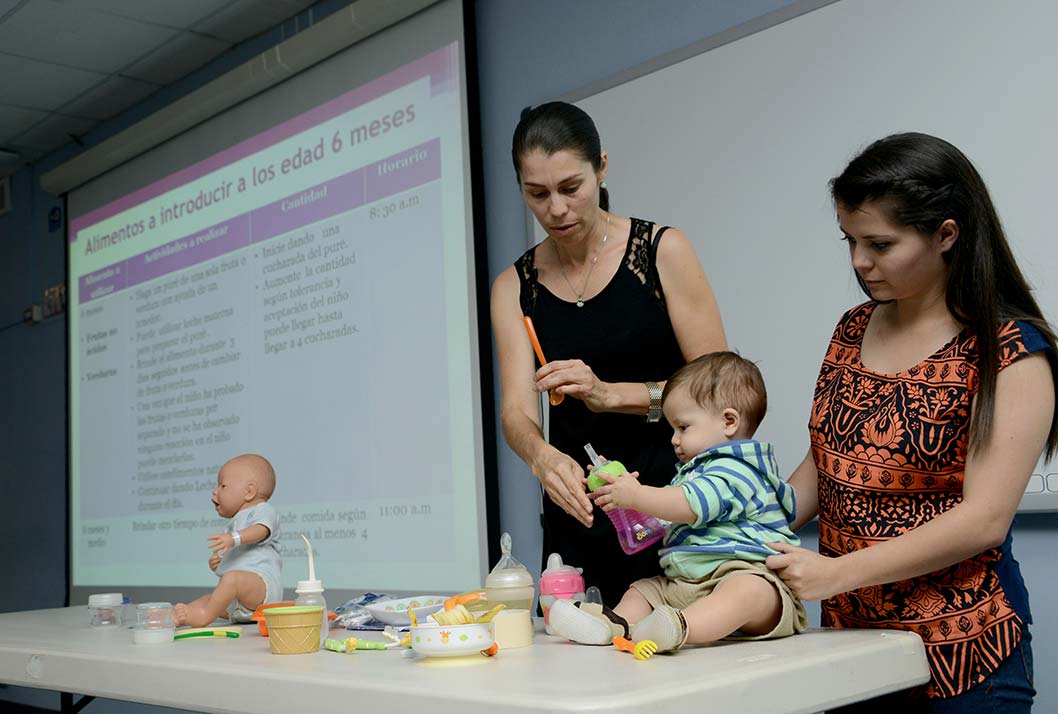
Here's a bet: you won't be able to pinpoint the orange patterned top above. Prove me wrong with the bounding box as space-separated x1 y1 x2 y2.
811 301 1042 699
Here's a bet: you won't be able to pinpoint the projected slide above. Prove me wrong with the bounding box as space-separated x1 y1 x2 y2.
69 44 485 591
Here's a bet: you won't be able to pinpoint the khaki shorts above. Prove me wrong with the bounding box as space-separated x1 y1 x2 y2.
630 560 807 640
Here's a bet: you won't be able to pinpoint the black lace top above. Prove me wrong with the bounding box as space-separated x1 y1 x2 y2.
516 217 686 603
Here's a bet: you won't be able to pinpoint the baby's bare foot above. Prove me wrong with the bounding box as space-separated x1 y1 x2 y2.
172 603 190 626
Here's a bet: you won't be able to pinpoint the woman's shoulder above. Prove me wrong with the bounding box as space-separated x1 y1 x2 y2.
822 301 875 344
996 319 1054 371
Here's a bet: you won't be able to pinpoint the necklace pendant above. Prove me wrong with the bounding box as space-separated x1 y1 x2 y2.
576 299 585 308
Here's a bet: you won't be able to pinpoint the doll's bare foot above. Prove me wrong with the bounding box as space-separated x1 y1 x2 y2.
172 603 190 626
172 598 218 628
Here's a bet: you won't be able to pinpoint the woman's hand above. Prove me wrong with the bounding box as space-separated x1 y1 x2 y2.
765 542 847 601
532 449 594 527
534 359 612 412
588 468 643 512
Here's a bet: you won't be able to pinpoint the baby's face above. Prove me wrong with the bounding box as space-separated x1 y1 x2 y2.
211 464 252 518
663 389 735 463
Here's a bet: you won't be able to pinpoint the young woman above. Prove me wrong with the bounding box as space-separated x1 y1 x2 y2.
767 133 1057 711
490 102 726 603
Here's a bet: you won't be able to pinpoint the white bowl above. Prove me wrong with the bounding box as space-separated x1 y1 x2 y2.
410 622 495 657
364 596 446 626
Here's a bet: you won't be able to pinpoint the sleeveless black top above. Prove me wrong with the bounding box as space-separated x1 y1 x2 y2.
517 218 686 604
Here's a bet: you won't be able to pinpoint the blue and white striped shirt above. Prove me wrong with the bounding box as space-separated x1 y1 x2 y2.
659 440 799 580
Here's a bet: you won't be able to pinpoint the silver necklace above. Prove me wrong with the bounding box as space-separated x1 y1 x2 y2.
553 214 610 307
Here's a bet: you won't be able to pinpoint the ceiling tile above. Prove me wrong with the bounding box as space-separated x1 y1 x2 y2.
59 75 159 121
192 0 316 43
0 104 48 145
123 31 231 85
0 0 179 73
9 112 98 152
56 0 237 29
0 53 107 110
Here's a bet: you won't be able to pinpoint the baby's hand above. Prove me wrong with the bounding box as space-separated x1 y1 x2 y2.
208 532 235 557
209 552 222 572
589 469 643 512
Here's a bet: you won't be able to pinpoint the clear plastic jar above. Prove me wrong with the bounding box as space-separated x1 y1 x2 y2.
133 602 175 645
88 593 123 628
136 602 174 629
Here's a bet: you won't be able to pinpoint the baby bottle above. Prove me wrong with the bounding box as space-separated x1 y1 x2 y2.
484 532 535 611
294 534 327 648
538 553 585 635
584 443 666 555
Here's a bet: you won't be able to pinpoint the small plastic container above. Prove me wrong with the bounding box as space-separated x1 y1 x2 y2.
484 532 535 611
264 606 324 654
88 593 124 628
132 602 175 645
538 553 585 634
136 602 174 629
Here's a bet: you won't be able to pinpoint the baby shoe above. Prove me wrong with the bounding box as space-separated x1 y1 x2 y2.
631 604 687 652
549 599 629 645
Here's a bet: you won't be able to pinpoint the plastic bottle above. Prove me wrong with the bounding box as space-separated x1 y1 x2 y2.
294 534 327 648
484 532 535 611
538 553 585 634
584 443 666 555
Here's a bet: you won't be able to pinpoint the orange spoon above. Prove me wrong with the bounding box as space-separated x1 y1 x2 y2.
524 316 563 406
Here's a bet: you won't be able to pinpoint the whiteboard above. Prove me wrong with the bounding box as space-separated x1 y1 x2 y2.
550 0 1058 511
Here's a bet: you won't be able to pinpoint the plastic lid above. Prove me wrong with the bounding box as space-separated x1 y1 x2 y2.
296 579 323 593
297 534 322 592
485 567 534 588
88 593 123 607
539 553 585 595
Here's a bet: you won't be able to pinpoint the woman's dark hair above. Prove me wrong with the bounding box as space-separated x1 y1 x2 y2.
831 132 1058 457
511 101 609 210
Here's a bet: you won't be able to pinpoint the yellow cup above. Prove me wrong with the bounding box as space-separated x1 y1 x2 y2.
263 606 323 654
492 609 534 648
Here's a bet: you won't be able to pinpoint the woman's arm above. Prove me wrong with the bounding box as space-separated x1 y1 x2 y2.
491 266 594 527
768 354 1054 600
655 226 728 361
534 225 727 415
787 449 820 532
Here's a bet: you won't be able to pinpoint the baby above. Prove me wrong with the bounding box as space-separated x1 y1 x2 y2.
172 454 283 627
551 351 806 651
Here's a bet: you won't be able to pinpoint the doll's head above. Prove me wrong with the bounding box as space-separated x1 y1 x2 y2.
662 352 766 464
211 454 276 518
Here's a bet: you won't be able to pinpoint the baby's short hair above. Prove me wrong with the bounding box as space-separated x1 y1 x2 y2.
662 351 767 434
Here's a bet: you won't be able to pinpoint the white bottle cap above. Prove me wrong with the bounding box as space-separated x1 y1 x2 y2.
88 593 123 607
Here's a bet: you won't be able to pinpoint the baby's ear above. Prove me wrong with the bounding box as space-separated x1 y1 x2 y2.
244 480 259 502
722 408 741 436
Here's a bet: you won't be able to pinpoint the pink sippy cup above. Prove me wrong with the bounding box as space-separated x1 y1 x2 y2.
538 553 586 635
584 443 666 555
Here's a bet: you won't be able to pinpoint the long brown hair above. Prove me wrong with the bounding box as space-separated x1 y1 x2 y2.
831 132 1058 457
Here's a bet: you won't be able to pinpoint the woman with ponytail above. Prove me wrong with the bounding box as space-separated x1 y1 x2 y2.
491 102 726 603
767 133 1056 711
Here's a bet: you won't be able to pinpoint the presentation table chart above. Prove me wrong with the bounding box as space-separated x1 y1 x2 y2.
0 607 929 714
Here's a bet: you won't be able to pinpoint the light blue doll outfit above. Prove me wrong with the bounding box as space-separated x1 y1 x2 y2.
216 502 283 621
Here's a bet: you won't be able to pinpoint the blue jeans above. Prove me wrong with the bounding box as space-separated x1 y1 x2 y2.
829 631 1035 713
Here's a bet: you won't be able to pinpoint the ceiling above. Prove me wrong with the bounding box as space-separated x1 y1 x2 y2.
0 0 319 171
